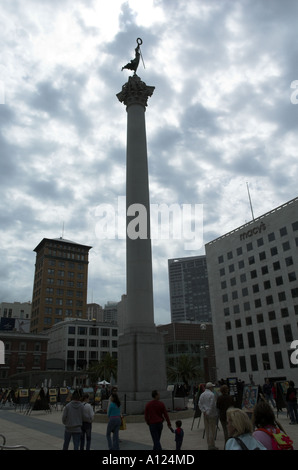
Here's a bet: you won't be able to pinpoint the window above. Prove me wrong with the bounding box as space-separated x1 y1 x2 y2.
259 251 266 261
237 247 243 256
282 241 290 251
264 280 271 289
271 327 280 344
280 226 288 236
229 264 235 273
266 295 274 305
278 292 286 301
281 308 289 317
270 247 278 256
259 330 267 346
268 232 275 242
288 272 297 282
247 332 255 348
285 257 293 267
273 261 280 271
250 355 258 371
268 310 276 320
284 324 293 342
291 288 298 298
262 353 270 370
261 266 269 275
239 356 247 372
275 351 284 369
292 221 298 231
237 334 244 349
227 336 233 351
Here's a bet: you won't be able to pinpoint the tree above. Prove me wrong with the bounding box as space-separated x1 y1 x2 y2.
87 353 118 384
166 354 202 387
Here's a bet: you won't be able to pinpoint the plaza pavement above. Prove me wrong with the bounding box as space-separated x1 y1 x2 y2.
1 401 298 452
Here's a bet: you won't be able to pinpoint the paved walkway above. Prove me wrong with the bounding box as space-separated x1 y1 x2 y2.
1 402 298 451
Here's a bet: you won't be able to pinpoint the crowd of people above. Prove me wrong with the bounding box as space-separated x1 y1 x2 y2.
194 379 295 450
61 378 296 451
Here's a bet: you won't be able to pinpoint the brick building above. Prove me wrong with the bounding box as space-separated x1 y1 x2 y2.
30 237 92 333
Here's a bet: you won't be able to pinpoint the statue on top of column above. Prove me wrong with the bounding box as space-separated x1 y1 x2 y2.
121 38 144 74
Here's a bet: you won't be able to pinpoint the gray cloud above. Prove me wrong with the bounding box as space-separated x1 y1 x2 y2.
1 0 298 323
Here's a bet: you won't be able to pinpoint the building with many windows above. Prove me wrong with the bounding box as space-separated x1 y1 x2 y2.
46 319 118 372
30 237 92 333
0 331 48 388
205 197 298 385
168 255 212 323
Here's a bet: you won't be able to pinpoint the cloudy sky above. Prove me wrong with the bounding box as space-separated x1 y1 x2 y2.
1 0 298 325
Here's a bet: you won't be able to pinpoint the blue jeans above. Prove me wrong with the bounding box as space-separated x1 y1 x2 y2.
149 422 163 450
106 416 121 450
80 422 92 450
63 430 81 450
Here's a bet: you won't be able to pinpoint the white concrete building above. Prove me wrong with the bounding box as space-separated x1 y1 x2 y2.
206 197 298 385
46 319 118 371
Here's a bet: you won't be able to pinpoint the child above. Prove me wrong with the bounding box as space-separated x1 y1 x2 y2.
171 420 184 450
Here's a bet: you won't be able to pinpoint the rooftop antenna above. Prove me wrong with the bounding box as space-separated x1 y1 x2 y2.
246 182 255 221
61 221 65 239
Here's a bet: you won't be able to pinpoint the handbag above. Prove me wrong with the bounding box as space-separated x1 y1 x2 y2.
120 416 127 430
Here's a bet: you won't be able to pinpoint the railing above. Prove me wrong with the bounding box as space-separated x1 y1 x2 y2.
0 434 29 450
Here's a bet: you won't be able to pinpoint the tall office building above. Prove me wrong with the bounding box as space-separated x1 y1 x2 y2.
168 255 212 323
205 197 298 384
30 237 92 333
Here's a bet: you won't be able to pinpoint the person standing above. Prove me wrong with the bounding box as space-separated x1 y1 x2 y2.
106 393 121 450
216 384 235 444
170 419 184 450
80 393 94 450
62 390 84 450
144 390 172 450
286 380 298 424
198 382 218 450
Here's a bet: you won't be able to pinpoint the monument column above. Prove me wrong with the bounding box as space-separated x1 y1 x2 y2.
116 49 169 413
117 74 155 333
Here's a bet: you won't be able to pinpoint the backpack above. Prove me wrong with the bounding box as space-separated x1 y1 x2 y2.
257 427 294 450
233 437 262 451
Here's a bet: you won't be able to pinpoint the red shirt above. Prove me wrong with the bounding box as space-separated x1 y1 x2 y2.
144 399 171 426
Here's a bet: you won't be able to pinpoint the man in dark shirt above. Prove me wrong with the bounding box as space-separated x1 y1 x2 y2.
144 390 172 450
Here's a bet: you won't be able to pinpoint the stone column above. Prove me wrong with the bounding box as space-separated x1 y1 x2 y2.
116 75 169 412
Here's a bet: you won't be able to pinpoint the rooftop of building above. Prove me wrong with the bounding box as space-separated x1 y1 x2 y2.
205 195 298 247
33 236 92 252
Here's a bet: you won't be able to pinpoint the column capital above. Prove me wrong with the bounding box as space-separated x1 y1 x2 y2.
116 74 155 109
